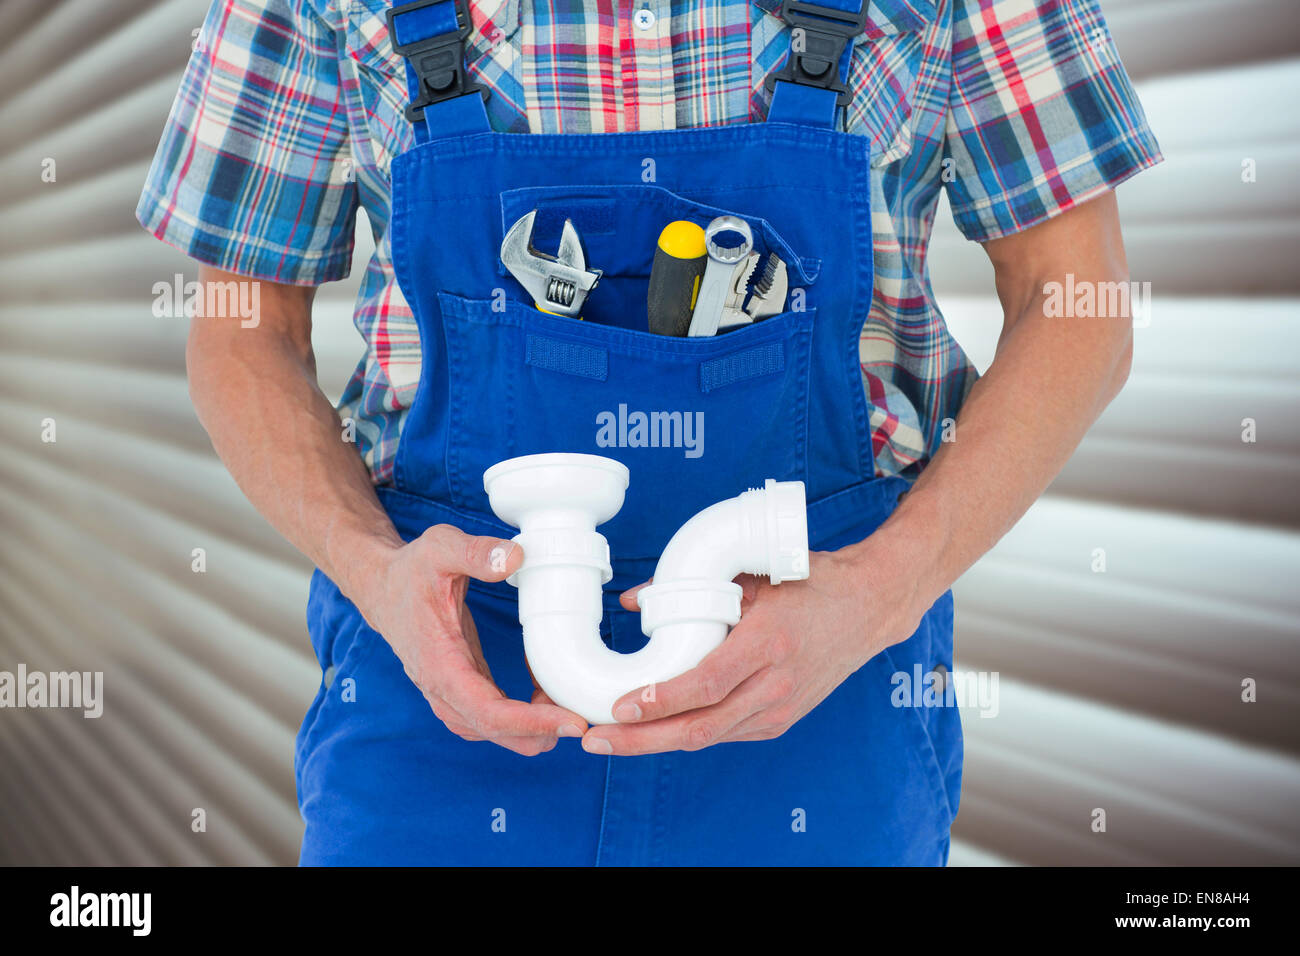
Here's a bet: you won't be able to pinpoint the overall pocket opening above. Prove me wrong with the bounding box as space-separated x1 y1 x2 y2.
497 183 820 333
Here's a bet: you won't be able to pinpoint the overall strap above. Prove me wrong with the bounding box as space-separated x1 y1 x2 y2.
387 0 868 138
387 0 491 142
765 0 870 128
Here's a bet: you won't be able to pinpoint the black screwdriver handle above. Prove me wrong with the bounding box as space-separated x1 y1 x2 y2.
647 220 708 337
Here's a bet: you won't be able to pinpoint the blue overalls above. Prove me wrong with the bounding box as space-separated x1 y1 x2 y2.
295 0 962 865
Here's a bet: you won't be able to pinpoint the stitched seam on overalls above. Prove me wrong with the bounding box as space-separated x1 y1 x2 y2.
389 153 417 492
879 643 955 827
594 751 614 866
405 182 857 204
297 622 385 796
400 126 858 164
846 151 878 479
442 294 812 357
794 318 813 482
652 755 672 866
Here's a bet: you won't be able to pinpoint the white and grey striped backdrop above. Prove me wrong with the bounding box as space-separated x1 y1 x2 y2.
0 0 1296 865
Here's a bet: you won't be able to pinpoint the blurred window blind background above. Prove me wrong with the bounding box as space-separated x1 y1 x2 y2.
0 0 1296 865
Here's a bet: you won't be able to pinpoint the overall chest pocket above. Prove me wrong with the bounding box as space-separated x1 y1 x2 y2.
437 181 821 560
417 176 824 560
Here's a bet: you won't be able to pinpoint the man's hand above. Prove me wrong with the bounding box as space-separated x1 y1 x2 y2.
582 539 921 756
353 525 589 756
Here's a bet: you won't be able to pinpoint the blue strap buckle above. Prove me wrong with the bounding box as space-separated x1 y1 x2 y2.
386 0 487 122
765 0 870 106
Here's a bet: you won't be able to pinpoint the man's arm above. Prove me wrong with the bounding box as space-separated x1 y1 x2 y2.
864 189 1133 630
187 268 399 600
189 265 588 753
589 190 1132 754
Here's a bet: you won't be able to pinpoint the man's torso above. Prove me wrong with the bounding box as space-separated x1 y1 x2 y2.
331 0 968 482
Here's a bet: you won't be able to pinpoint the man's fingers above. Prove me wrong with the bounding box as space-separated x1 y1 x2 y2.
618 578 652 611
438 655 588 739
431 667 583 750
529 683 583 736
522 661 584 736
621 573 761 614
609 622 762 723
736 573 764 607
432 702 558 754
407 546 583 749
422 694 484 741
585 674 766 756
717 692 801 742
468 693 588 739
489 733 561 756
420 523 523 582
428 687 566 754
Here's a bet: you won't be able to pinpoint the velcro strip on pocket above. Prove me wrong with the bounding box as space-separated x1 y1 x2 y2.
525 334 609 381
700 341 785 393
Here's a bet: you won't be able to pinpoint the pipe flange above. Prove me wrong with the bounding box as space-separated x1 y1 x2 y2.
762 478 810 584
636 578 743 637
508 527 612 586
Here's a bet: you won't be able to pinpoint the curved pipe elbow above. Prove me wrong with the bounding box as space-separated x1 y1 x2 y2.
485 456 809 725
649 479 810 586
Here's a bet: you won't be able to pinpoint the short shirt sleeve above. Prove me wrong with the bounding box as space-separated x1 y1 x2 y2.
136 0 359 285
942 0 1163 242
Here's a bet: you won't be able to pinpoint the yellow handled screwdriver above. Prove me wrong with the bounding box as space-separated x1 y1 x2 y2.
647 220 708 337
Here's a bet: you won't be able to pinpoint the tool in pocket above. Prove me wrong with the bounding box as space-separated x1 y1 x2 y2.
687 215 754 337
740 252 789 323
647 220 708 337
686 216 792 337
500 209 603 318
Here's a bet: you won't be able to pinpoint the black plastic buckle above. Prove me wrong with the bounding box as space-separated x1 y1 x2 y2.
764 0 870 106
386 0 488 122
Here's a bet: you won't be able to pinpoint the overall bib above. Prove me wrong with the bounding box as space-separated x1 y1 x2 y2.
296 0 963 865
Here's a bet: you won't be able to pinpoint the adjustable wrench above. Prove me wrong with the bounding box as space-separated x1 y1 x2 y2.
724 251 788 327
500 209 603 318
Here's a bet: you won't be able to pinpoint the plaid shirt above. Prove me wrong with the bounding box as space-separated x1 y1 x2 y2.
138 0 1161 482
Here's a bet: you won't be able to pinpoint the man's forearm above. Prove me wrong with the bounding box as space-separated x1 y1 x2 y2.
849 194 1134 641
187 267 400 610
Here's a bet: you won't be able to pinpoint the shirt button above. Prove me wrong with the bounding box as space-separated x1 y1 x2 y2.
634 8 656 30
